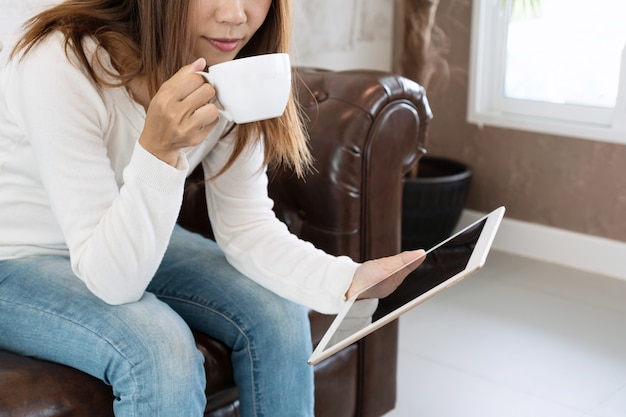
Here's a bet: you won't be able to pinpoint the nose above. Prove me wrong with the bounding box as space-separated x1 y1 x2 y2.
215 0 247 25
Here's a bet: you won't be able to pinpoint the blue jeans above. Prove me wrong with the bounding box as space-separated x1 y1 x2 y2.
0 226 314 417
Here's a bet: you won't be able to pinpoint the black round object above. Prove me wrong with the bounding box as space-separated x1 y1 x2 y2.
401 156 472 250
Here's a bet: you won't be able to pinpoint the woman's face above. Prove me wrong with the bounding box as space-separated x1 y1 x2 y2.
189 0 273 67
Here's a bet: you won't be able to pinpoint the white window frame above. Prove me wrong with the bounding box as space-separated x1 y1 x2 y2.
468 0 626 145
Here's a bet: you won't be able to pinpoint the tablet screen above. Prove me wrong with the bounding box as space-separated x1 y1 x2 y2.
309 206 504 365
374 217 484 320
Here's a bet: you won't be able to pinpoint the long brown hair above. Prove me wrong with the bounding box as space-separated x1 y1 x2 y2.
11 0 311 177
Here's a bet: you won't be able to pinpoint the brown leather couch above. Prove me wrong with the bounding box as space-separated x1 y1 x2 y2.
0 67 431 417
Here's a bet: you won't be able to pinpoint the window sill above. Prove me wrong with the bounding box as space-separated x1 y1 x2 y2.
467 111 626 145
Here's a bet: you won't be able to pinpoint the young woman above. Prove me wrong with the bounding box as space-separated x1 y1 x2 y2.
0 0 424 416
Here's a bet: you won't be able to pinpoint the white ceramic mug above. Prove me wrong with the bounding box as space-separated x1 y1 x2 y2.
196 53 291 124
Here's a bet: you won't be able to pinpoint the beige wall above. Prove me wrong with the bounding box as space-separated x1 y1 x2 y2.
406 0 626 243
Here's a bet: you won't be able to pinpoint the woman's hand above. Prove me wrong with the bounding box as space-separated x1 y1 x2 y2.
139 58 220 166
346 249 426 300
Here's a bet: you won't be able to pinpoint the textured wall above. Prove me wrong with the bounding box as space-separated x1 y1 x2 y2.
1 0 393 71
292 0 393 71
401 0 626 243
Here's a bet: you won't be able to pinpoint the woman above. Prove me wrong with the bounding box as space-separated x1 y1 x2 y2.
0 0 424 416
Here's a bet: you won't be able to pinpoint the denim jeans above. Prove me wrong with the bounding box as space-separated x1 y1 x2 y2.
0 225 314 417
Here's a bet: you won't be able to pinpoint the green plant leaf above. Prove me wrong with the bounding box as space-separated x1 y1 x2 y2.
502 0 542 19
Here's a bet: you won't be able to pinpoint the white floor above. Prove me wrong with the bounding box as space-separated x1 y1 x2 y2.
384 250 626 417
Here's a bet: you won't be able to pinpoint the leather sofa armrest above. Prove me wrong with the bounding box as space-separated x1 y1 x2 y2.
270 68 430 262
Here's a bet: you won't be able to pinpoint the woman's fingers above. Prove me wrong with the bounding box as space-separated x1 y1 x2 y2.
139 58 220 165
162 58 207 100
191 100 220 132
347 249 426 300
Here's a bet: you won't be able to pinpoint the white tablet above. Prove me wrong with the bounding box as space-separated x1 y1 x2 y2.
308 206 505 365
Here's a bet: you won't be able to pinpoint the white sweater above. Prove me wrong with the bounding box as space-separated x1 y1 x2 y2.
0 33 359 314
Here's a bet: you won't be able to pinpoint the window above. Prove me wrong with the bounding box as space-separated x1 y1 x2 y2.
468 0 626 144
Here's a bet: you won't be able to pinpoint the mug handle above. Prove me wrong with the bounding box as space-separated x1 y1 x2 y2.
216 109 233 122
195 71 233 122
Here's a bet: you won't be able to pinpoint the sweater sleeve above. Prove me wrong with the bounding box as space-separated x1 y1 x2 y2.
9 34 188 305
202 132 359 314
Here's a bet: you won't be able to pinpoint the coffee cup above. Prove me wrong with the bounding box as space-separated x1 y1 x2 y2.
196 53 291 124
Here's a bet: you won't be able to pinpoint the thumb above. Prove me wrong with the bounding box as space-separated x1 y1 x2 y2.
190 57 207 71
401 249 426 272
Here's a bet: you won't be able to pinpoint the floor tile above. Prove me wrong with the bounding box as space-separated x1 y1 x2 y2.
489 252 626 316
584 384 626 417
386 251 626 416
385 353 582 417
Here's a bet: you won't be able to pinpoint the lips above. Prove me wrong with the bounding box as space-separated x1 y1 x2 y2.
207 38 241 53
